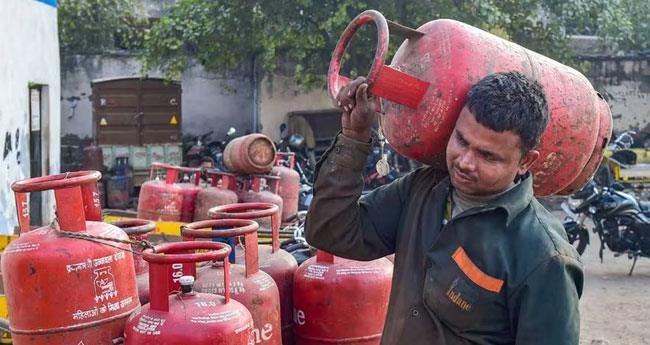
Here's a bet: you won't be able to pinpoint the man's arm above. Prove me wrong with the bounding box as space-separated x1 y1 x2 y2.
305 133 413 261
509 255 584 344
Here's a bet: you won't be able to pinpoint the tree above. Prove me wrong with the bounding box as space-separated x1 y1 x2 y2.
58 0 148 54
139 0 631 89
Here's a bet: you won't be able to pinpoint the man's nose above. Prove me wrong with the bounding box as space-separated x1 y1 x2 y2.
457 151 475 171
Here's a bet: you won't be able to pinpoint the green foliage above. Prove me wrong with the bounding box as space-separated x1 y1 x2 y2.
58 0 148 54
596 0 650 54
137 0 638 89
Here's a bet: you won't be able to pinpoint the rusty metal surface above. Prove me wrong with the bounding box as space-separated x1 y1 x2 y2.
124 241 254 344
328 11 610 196
293 253 393 345
558 98 613 195
137 164 186 222
194 188 239 221
110 219 156 304
3 172 139 344
137 181 184 222
271 165 300 222
183 219 282 345
92 78 181 146
224 134 277 174
211 203 297 345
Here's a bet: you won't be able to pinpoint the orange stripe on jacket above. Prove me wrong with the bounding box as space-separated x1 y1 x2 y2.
451 247 504 294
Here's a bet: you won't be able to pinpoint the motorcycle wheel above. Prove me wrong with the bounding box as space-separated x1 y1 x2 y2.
566 224 589 256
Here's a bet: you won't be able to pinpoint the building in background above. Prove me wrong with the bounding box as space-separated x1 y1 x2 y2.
0 0 61 234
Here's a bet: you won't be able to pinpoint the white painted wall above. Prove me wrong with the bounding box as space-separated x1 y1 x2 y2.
0 0 61 233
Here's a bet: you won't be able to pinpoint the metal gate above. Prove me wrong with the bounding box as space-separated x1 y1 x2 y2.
92 78 182 145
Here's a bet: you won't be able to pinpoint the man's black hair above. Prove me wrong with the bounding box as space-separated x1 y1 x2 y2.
466 71 549 153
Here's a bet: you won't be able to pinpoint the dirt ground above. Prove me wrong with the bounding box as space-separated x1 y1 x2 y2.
554 210 650 345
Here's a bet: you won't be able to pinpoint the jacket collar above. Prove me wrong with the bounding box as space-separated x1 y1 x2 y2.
443 173 534 226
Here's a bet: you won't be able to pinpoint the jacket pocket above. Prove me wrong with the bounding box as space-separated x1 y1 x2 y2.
423 247 505 333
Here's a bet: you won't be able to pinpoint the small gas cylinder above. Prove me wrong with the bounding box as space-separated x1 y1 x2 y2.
106 158 132 209
240 175 283 229
137 162 184 221
210 203 298 345
271 153 300 223
123 241 254 345
82 141 104 172
193 169 239 221
177 166 202 223
109 219 156 304
97 178 107 208
328 10 612 195
4 171 139 345
224 134 277 174
293 251 393 345
182 219 283 345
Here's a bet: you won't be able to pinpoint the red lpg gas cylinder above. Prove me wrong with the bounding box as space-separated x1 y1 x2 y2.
194 169 239 221
137 162 184 221
271 153 300 223
241 175 284 228
123 241 254 345
558 100 613 195
177 166 202 222
109 219 156 304
293 251 393 345
3 171 139 345
328 10 612 196
182 219 282 345
210 203 298 345
224 134 278 174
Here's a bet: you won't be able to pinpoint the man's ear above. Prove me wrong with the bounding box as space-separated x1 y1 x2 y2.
518 150 539 175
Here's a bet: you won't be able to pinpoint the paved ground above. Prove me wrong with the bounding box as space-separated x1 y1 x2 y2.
578 232 650 345
549 204 650 345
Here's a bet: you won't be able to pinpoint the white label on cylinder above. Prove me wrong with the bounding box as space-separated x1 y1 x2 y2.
304 265 328 280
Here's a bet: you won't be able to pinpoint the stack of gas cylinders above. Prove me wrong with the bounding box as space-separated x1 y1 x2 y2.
136 133 301 226
2 170 393 345
1 7 612 344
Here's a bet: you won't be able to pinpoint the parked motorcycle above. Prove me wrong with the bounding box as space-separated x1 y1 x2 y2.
182 127 237 169
562 180 650 275
276 124 316 185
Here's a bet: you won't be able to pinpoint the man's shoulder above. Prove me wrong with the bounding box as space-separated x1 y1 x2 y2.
401 166 449 190
507 199 582 284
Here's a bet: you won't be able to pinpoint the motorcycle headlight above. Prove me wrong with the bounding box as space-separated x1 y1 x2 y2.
568 198 582 209
588 206 597 214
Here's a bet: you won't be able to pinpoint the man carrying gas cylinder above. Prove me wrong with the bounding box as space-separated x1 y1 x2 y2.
305 71 583 345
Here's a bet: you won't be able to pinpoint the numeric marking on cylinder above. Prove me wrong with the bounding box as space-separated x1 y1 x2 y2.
171 263 183 283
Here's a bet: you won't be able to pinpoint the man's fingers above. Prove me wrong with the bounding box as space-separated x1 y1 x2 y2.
336 77 367 112
346 77 366 96
356 84 369 108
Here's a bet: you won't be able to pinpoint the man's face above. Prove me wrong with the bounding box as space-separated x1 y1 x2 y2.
446 107 539 196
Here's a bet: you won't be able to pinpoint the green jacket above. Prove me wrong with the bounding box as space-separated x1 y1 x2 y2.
305 134 583 345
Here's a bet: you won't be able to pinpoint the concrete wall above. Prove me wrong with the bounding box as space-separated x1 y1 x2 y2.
0 0 61 233
259 75 333 142
60 55 254 140
583 58 650 132
572 35 650 133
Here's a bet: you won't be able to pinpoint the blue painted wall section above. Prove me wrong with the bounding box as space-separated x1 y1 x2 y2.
34 0 57 8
